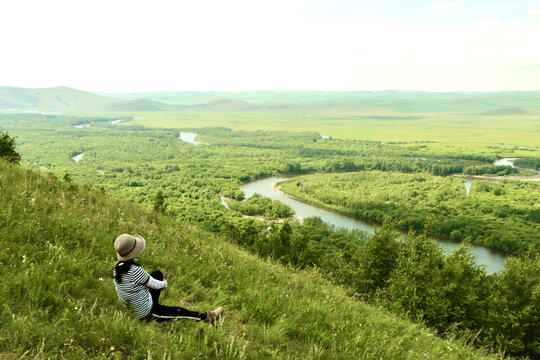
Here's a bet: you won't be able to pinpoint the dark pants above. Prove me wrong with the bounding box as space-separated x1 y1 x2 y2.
147 270 206 322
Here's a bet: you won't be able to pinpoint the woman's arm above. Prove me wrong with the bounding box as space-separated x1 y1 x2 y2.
145 276 168 289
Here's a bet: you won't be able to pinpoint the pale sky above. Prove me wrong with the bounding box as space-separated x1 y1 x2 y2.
1 0 540 92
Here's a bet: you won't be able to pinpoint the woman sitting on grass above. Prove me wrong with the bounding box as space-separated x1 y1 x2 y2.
113 233 223 324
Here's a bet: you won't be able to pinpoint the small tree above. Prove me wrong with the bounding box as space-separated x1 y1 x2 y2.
358 223 400 294
153 190 167 214
0 131 21 164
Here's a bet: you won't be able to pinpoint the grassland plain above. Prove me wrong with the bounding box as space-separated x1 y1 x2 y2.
0 160 501 359
63 110 540 150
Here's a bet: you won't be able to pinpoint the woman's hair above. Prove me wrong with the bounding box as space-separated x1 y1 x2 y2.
114 258 138 283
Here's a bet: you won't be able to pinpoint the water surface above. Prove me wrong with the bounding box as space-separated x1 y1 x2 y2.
179 132 206 145
240 177 507 274
72 153 84 163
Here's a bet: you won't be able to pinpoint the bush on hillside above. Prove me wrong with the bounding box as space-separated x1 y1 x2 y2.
0 131 21 164
485 246 540 357
222 214 539 359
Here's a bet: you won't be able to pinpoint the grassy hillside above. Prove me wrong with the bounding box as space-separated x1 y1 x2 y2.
0 160 500 359
0 87 184 112
0 86 114 111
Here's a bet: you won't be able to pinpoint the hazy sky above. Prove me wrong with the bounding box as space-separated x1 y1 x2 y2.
1 0 540 92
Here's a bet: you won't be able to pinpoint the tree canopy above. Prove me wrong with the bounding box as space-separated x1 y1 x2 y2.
0 131 21 164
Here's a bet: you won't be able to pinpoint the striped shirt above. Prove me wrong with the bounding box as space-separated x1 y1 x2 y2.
113 264 152 318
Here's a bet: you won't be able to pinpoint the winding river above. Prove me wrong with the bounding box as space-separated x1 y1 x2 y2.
239 177 507 274
494 158 540 181
182 127 518 273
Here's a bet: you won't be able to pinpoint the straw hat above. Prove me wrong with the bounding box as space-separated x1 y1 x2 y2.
114 234 146 260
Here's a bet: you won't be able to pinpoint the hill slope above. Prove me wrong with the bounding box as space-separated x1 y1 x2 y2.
101 89 540 112
182 99 253 111
0 160 499 359
480 107 526 116
0 86 182 112
0 86 115 111
104 98 183 111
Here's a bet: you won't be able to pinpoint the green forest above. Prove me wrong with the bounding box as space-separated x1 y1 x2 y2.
2 112 536 253
514 158 540 170
279 171 540 253
1 111 539 358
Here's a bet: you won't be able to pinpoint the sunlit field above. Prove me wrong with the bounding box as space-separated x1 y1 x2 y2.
71 110 540 153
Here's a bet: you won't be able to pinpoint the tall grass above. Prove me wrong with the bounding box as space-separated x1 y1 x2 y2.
0 160 500 359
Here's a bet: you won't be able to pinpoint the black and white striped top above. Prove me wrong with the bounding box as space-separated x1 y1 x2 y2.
113 264 152 318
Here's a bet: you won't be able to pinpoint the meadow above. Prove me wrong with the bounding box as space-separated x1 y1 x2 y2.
124 110 540 150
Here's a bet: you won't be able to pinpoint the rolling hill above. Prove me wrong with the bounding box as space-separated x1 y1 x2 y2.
104 98 183 111
0 86 182 112
480 107 526 116
2 86 540 114
182 99 253 111
99 89 540 112
0 86 114 111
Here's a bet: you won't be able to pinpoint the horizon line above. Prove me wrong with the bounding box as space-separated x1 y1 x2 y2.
2 85 540 94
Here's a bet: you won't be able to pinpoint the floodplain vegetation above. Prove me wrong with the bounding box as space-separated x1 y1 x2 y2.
2 113 537 254
1 110 539 358
514 158 540 170
279 171 540 253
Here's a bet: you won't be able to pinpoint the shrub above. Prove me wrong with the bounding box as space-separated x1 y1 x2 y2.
0 131 21 164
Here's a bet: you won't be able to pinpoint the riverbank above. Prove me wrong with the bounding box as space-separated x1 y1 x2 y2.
271 179 378 228
274 171 536 257
238 175 508 273
453 174 540 181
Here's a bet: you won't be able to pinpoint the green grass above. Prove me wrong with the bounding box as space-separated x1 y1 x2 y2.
0 160 501 359
2 87 540 149
63 110 539 150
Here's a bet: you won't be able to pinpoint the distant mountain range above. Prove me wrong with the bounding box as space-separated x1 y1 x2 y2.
1 85 540 113
0 86 183 112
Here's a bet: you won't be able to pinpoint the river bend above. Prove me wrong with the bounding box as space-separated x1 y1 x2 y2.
239 177 506 274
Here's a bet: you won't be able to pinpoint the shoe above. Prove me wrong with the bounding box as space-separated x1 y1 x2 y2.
205 307 224 325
